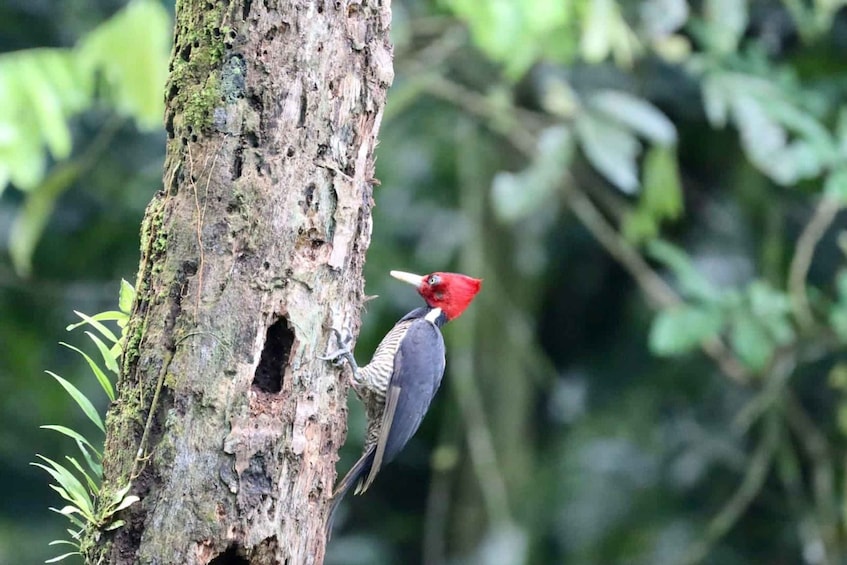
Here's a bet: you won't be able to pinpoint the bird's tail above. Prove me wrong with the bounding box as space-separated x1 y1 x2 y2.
325 446 376 541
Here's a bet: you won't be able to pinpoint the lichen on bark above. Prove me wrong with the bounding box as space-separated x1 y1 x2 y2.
85 1 394 563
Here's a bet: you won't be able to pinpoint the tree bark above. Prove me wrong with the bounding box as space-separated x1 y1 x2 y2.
84 1 393 563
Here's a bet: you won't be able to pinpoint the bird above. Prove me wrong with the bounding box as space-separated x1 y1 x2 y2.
321 269 482 536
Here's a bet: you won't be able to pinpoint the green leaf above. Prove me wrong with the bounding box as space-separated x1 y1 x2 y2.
119 279 136 314
831 272 847 342
539 77 579 118
580 0 640 66
48 538 81 547
701 73 730 127
703 0 748 54
767 141 826 185
746 281 794 345
64 456 98 494
45 371 105 433
706 72 835 185
581 0 616 62
575 112 640 193
829 307 847 342
85 330 119 376
104 519 127 531
731 94 786 177
78 440 102 480
824 168 847 205
763 96 836 160
641 145 683 220
836 107 847 156
59 342 115 401
748 281 791 316
829 364 847 389
70 310 119 344
32 455 95 517
649 304 724 356
641 0 690 38
442 0 577 78
48 507 86 529
589 91 677 146
77 0 170 130
110 482 134 505
40 425 102 460
729 315 774 371
65 311 126 331
491 126 573 223
8 161 82 276
0 49 91 193
646 240 719 301
20 57 73 161
45 551 82 563
113 495 140 513
622 208 659 244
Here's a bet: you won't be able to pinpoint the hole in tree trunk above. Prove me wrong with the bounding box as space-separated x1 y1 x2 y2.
253 317 293 393
209 544 249 565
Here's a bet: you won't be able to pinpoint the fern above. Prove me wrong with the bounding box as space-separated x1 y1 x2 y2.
33 280 138 563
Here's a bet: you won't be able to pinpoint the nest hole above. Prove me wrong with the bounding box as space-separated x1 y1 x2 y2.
252 317 293 393
209 544 249 565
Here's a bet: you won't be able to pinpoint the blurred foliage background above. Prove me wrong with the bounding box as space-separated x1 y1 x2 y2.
3 0 847 563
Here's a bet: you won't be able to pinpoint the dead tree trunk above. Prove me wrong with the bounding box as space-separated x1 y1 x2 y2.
84 1 393 563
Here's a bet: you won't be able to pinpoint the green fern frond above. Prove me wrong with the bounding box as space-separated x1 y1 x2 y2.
36 280 139 562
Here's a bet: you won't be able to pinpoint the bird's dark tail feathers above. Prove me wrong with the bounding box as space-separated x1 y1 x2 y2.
325 446 376 541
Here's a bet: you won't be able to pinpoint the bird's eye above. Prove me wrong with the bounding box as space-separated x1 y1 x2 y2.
428 275 440 286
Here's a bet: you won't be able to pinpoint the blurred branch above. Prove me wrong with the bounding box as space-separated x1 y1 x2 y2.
562 185 752 385
8 116 124 277
384 26 467 122
733 354 795 434
564 186 679 307
775 431 829 563
449 345 513 524
394 31 543 155
407 15 461 39
680 412 780 565
423 417 461 565
785 392 839 562
452 122 514 528
788 196 842 331
419 77 541 156
408 24 467 68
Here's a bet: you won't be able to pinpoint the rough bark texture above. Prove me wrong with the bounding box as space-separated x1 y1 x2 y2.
84 1 393 563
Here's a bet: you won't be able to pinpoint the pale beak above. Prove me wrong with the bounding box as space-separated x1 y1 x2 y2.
390 270 423 288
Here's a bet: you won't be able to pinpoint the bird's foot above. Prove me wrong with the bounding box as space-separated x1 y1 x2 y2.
320 328 353 365
320 328 361 385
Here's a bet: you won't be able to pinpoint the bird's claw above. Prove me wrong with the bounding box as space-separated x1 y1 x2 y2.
321 327 362 388
332 327 354 350
320 327 355 367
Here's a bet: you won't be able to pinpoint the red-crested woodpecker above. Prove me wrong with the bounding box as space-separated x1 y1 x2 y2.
322 270 482 535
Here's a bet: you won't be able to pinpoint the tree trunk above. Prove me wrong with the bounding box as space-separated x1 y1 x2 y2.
84 1 393 563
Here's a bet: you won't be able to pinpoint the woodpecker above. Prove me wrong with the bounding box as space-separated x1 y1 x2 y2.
322 270 482 534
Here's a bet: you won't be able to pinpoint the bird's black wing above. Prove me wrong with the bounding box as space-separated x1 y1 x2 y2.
361 318 445 490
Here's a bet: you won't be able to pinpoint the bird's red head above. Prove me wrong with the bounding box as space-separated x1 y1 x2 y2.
390 270 482 321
